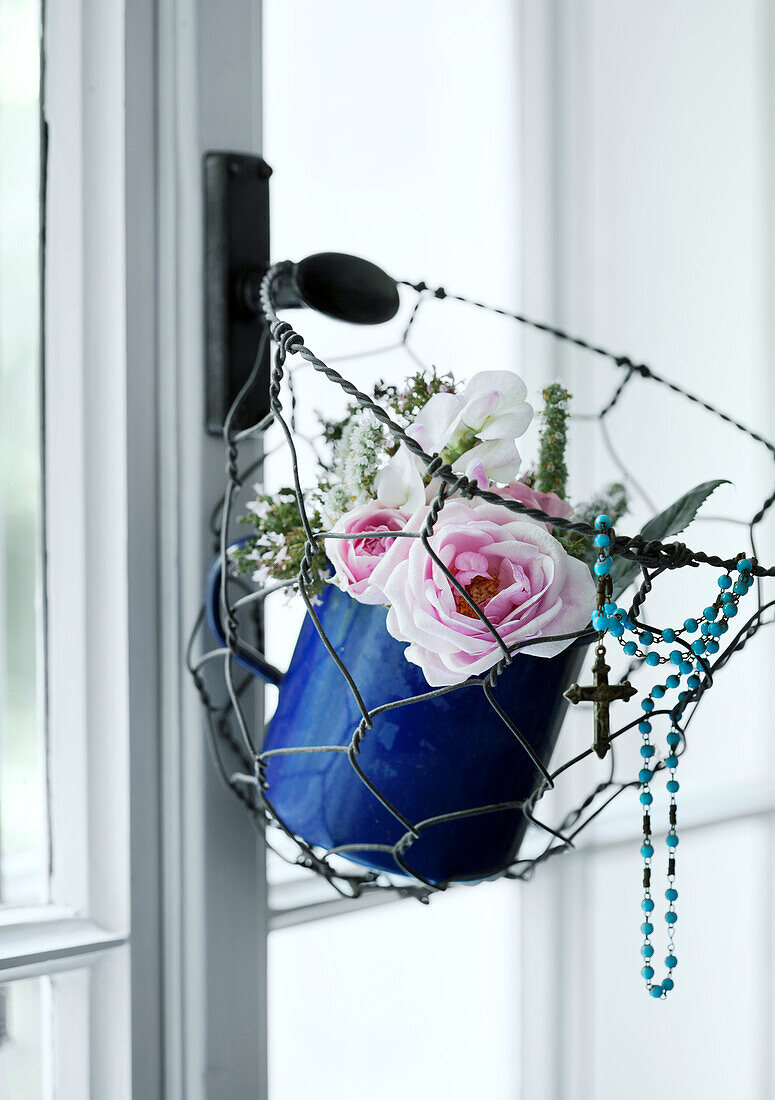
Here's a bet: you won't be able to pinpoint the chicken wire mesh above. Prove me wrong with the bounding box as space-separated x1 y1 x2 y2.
187 260 775 904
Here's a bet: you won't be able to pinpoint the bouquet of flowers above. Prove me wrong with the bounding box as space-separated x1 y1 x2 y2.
232 368 635 687
234 366 723 688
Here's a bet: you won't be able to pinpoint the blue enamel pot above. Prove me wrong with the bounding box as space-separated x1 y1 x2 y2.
206 545 587 885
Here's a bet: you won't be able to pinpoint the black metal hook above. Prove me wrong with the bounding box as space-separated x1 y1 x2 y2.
269 251 400 325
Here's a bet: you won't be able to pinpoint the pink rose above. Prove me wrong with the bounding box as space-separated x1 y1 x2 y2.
324 502 407 605
370 500 595 686
489 480 573 531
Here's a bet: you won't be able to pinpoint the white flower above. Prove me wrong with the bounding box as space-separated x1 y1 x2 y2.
341 411 384 498
374 444 425 512
250 563 272 586
458 371 533 441
407 391 464 453
455 438 522 485
407 370 533 486
246 497 272 520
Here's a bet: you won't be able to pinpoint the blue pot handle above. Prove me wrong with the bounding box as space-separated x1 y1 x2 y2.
204 539 285 687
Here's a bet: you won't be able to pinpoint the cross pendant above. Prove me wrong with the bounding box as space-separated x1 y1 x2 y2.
564 645 637 759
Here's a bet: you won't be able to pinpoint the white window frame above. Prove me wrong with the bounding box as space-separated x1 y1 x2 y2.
0 1 268 1096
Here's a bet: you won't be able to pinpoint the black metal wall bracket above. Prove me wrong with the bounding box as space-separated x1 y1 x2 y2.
204 151 271 435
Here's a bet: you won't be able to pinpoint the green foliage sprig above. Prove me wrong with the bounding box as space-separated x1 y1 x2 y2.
536 382 571 499
233 489 328 597
317 367 457 461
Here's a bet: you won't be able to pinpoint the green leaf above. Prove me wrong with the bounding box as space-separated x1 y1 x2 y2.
612 479 730 600
639 479 730 543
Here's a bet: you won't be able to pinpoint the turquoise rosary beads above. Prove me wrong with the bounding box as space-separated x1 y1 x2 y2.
590 514 755 1000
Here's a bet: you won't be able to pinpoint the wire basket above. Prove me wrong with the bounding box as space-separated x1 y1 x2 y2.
189 255 775 905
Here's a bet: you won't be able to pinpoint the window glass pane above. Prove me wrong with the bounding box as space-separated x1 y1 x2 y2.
0 953 127 1100
263 8 524 1093
0 977 47 1099
583 819 769 1098
0 0 46 905
269 882 521 1100
562 0 774 797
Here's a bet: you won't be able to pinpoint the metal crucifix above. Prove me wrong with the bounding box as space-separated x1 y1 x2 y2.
564 644 637 759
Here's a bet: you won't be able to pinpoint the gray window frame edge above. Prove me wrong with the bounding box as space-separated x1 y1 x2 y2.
133 1 268 1097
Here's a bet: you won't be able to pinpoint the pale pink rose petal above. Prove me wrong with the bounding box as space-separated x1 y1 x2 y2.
485 479 573 532
374 499 595 686
324 502 408 605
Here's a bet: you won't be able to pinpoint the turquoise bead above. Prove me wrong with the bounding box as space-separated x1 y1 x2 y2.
691 640 705 655
640 792 653 805
594 560 611 576
721 591 734 604
667 780 679 793
703 606 717 620
594 533 611 547
669 649 682 665
642 898 655 912
642 944 654 958
665 757 678 770
708 622 722 637
595 515 611 530
666 834 679 848
718 575 732 589
701 622 711 636
665 955 677 968
723 604 738 618
650 986 662 998
737 558 752 572
687 674 701 689
679 691 688 702
642 966 654 979
592 612 606 631
609 623 624 637
662 977 674 991
641 921 654 934
718 619 729 633
667 732 680 747
662 628 676 643
683 618 698 633
666 888 678 901
641 745 655 758
639 768 652 783
623 641 637 655
641 844 654 858
706 640 719 654
640 630 654 646
665 911 677 924
652 685 665 698
734 581 747 595
638 721 652 735
666 675 680 689
604 601 617 614
641 699 654 712
679 661 692 675
646 653 660 667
